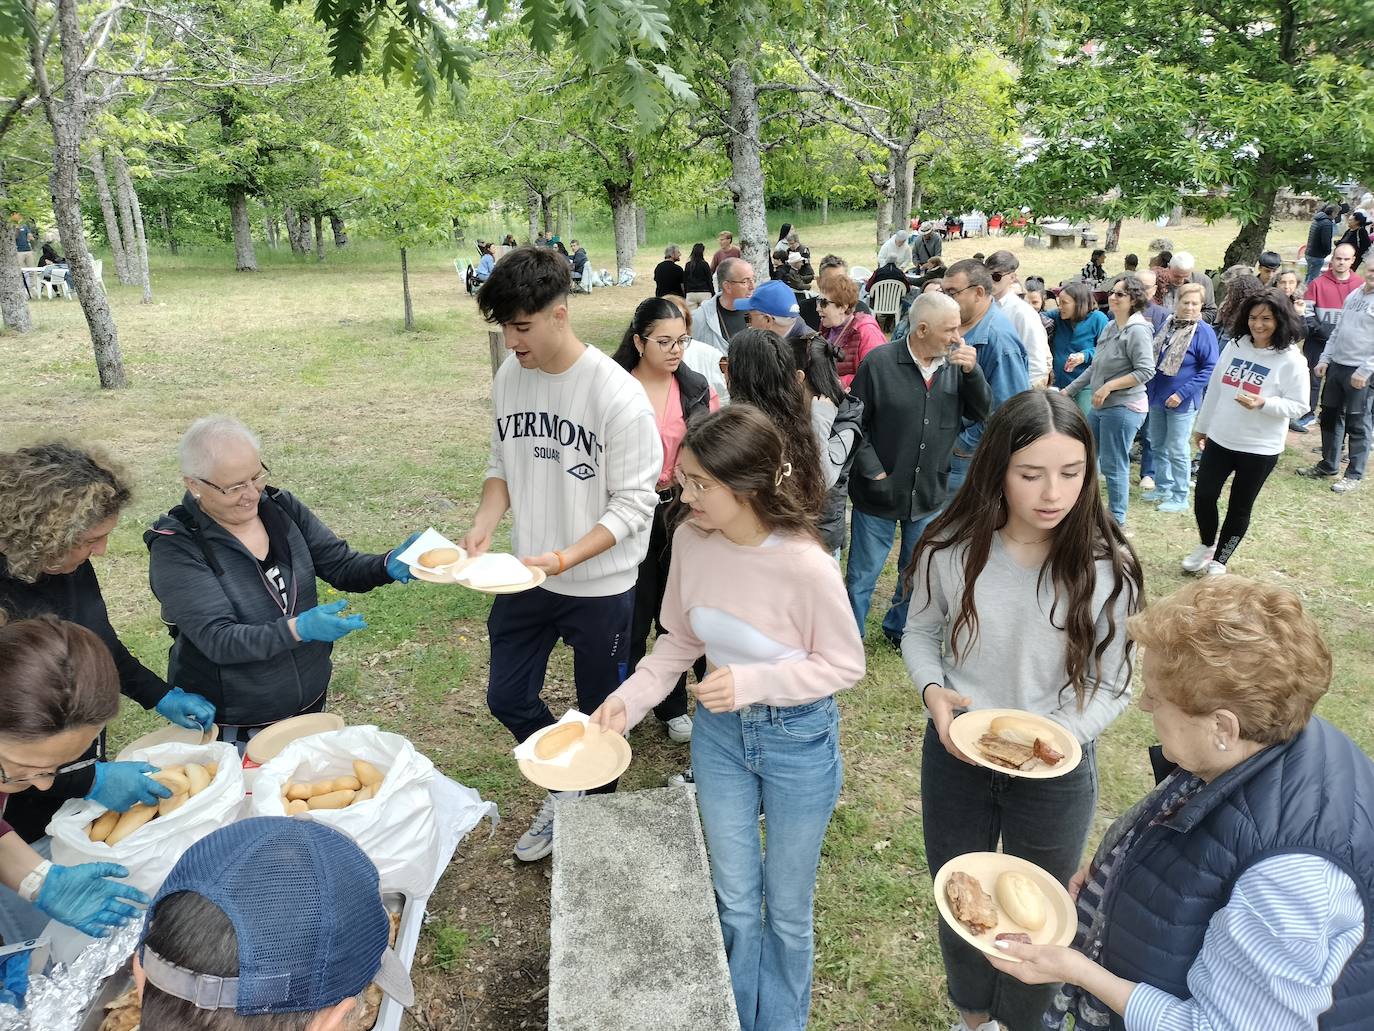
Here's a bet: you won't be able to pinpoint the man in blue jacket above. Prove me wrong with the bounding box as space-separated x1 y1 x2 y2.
941 259 1031 494
1306 204 1338 283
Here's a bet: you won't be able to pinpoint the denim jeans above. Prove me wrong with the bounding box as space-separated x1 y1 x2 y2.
1089 405 1147 524
922 723 1098 1029
845 506 936 641
1146 405 1197 502
946 452 972 496
692 697 843 1031
1306 255 1326 284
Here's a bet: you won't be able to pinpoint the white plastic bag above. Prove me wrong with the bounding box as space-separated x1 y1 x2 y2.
248 726 491 898
47 741 245 898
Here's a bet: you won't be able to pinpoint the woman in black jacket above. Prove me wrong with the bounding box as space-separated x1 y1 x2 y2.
1337 211 1371 271
145 416 419 752
682 242 714 311
612 298 719 744
0 442 208 843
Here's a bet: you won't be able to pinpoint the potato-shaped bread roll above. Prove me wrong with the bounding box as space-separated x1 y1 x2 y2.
352 783 376 804
205 762 218 778
310 780 342 798
151 769 190 796
88 810 120 843
308 788 356 810
534 723 585 760
989 716 1043 748
996 871 1047 931
353 760 383 788
286 782 313 802
333 776 361 792
184 763 211 797
159 792 189 817
106 804 158 846
419 546 461 568
286 799 310 816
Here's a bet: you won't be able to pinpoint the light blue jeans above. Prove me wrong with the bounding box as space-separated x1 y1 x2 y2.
1089 405 1147 525
692 697 843 1031
1146 405 1197 503
845 507 937 641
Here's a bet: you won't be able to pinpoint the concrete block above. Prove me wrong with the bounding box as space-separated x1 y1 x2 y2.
549 788 738 1031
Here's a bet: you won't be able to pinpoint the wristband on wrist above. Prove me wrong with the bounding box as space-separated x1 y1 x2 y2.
18 860 52 902
554 550 566 574
921 683 936 708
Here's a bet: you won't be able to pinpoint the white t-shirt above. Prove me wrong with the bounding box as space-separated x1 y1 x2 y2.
485 345 661 597
998 292 1051 386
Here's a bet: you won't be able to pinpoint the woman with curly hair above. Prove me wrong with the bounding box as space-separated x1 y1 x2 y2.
0 443 210 844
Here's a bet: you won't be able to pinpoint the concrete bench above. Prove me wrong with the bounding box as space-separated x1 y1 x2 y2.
549 788 738 1030
1044 226 1077 250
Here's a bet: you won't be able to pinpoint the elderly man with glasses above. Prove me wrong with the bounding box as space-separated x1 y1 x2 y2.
691 256 756 355
146 415 422 753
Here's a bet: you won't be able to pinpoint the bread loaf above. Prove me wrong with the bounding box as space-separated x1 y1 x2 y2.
996 871 1047 931
534 723 585 760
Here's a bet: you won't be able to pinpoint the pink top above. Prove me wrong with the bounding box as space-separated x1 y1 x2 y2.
654 377 720 488
611 524 866 729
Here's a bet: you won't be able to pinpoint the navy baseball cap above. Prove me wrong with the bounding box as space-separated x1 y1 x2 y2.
138 817 413 1016
734 278 801 318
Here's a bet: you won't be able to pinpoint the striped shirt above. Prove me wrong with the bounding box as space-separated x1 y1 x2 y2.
1124 853 1365 1031
485 345 661 598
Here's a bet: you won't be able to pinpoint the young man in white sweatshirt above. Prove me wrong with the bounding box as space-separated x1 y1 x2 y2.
465 247 661 861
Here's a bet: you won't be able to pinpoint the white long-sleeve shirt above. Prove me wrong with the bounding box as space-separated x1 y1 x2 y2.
1124 853 1365 1031
998 292 1052 387
484 345 661 597
1193 336 1308 456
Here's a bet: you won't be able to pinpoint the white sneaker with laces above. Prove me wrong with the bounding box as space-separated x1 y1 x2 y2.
665 714 693 743
1139 475 1156 491
514 789 584 862
1203 560 1227 576
1181 544 1215 573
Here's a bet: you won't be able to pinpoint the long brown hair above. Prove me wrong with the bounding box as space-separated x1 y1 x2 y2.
674 406 821 543
0 614 121 739
903 391 1143 711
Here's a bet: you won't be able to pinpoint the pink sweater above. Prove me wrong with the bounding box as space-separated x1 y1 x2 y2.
612 523 866 730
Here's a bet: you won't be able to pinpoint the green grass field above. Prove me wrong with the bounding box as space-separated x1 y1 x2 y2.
2 215 1369 1030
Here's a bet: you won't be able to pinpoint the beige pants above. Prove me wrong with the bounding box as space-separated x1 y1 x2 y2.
17 250 36 268
685 291 712 313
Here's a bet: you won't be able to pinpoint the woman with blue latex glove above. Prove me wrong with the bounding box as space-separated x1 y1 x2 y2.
153 686 216 730
292 599 368 643
0 442 188 845
385 531 423 583
0 614 146 943
146 417 419 754
86 761 172 811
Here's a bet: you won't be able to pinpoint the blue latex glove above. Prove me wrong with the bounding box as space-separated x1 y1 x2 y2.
154 687 216 730
87 762 171 811
295 599 367 643
35 863 150 938
385 531 423 583
0 949 27 1008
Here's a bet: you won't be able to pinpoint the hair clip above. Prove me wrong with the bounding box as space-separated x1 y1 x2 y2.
774 462 792 487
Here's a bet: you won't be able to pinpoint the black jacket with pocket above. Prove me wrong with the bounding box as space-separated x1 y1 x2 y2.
848 342 992 522
144 488 393 727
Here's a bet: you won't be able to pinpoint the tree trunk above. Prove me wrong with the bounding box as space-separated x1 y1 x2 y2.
912 183 924 225
400 245 414 331
160 205 177 254
328 210 348 247
820 194 828 224
635 204 647 247
113 155 138 280
893 152 915 232
0 217 32 333
1167 203 1184 227
313 211 324 262
566 202 574 240
113 153 151 299
89 149 131 283
263 215 278 249
525 184 540 242
36 0 127 387
540 192 553 235
871 169 894 248
1104 217 1123 253
228 187 257 271
1223 175 1279 269
605 180 637 272
284 205 306 256
724 57 770 280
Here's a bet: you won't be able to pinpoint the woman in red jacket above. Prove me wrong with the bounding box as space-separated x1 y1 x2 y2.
818 273 886 387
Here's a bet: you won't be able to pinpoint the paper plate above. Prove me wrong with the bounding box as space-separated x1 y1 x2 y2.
933 852 1077 960
116 722 219 761
949 708 1082 779
517 724 631 791
408 560 546 594
243 712 346 766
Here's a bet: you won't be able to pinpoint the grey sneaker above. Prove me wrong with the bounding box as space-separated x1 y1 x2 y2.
514 789 584 862
1332 477 1362 494
1296 464 1338 479
1181 544 1215 573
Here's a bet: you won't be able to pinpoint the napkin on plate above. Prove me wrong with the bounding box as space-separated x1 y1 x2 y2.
513 710 589 768
394 527 465 570
456 552 534 588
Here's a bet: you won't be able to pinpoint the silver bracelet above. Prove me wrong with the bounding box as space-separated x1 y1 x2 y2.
18 860 52 902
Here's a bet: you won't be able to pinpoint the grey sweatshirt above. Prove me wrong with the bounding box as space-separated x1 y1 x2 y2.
902 532 1135 744
1065 312 1155 407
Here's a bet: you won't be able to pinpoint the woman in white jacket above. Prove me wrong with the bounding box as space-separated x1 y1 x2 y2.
1183 289 1309 576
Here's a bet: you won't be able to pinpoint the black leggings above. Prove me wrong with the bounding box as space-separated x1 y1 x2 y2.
1193 441 1278 565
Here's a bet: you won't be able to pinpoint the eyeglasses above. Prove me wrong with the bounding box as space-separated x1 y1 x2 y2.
0 755 96 786
726 276 756 287
647 335 691 352
944 283 978 298
198 464 270 497
1109 290 1130 299
674 468 721 496
816 297 838 309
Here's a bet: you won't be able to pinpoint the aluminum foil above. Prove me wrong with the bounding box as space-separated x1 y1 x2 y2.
6 924 138 1031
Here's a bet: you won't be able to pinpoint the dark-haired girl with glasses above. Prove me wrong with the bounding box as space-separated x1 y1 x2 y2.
613 298 720 744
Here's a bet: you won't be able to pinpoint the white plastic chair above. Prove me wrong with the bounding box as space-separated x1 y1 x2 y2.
40 267 71 300
868 278 907 317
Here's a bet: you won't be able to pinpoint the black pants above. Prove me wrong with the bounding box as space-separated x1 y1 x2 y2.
1317 362 1371 480
630 492 705 722
1193 441 1278 566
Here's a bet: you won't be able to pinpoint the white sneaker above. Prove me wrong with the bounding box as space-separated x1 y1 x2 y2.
949 1020 1006 1031
1139 475 1156 491
513 790 584 862
1181 544 1215 573
1203 560 1227 576
665 714 693 743
667 766 694 787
